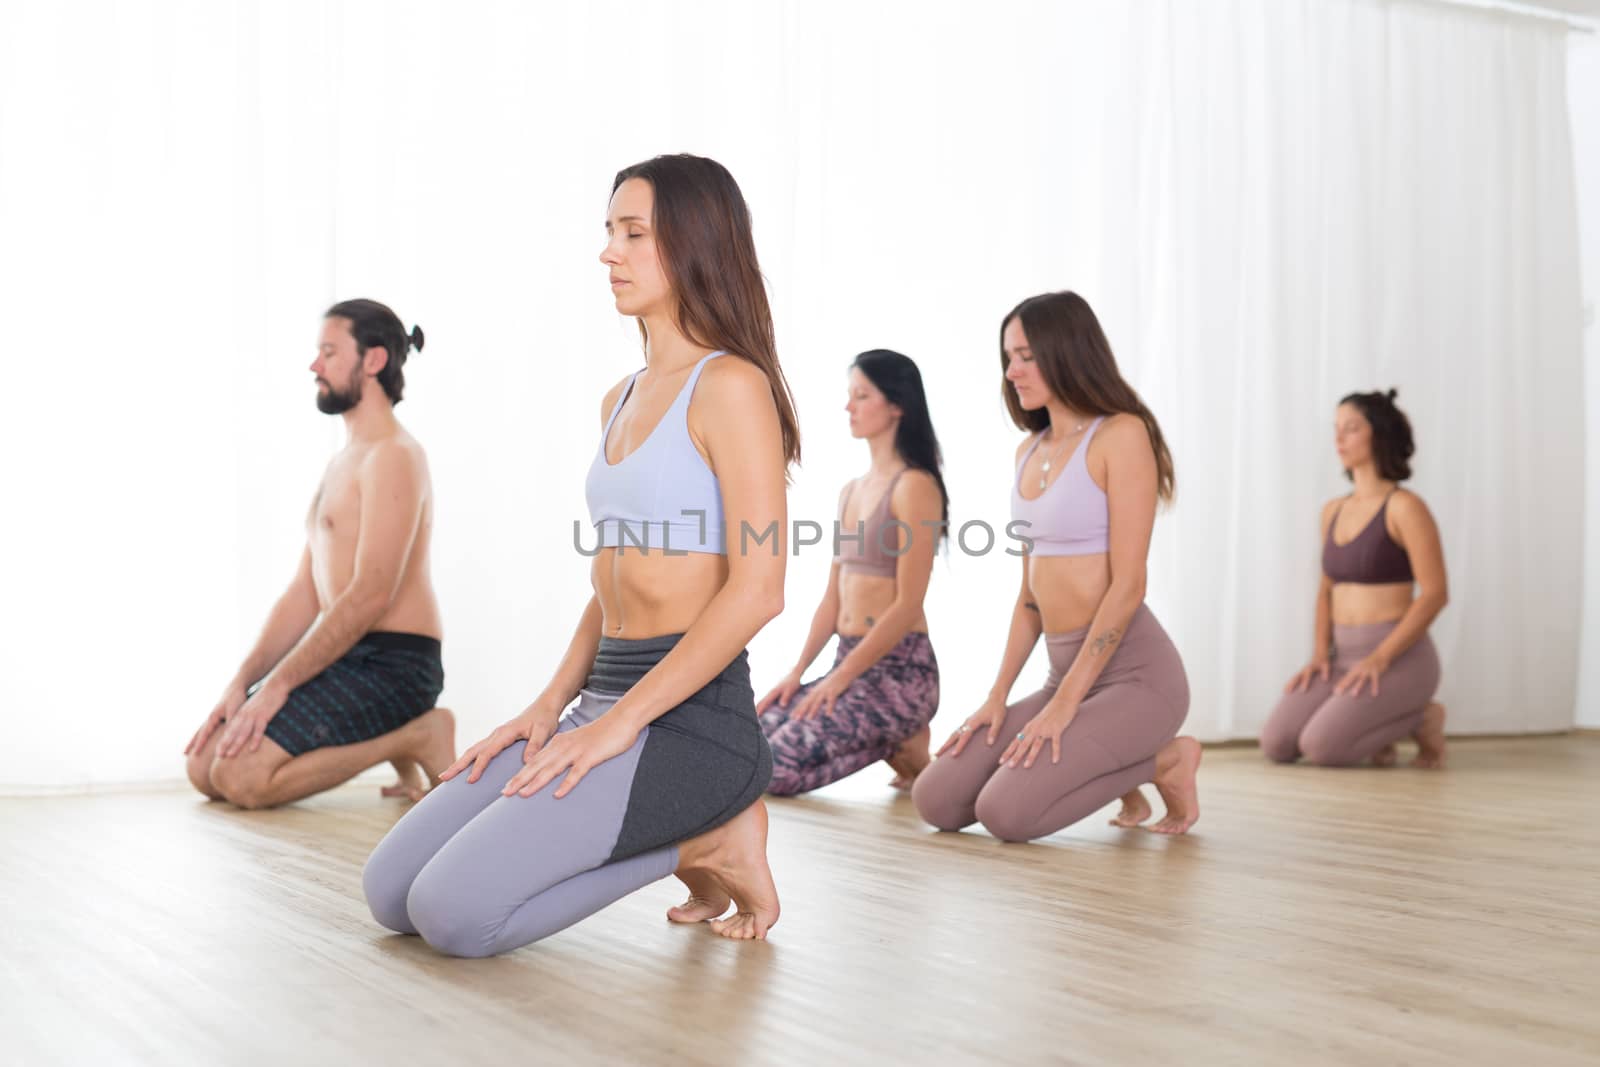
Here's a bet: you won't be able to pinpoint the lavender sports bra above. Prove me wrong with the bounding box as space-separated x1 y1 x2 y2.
1010 417 1109 557
833 469 907 578
583 351 728 555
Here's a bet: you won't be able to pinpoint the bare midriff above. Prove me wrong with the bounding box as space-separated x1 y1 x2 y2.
592 549 730 638
1330 582 1414 627
836 570 928 638
1025 554 1112 633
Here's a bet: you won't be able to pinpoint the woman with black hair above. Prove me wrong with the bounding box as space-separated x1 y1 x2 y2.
1261 390 1449 768
756 350 947 795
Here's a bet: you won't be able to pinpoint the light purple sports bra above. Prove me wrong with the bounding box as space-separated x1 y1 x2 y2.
1010 417 1109 556
584 351 727 555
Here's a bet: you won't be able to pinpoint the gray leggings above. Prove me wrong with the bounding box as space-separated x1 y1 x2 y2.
1261 620 1441 766
912 604 1189 842
361 688 678 958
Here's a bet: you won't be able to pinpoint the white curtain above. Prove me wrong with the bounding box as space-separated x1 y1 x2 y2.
0 0 1584 790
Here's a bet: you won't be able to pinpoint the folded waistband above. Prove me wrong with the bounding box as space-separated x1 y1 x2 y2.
588 632 751 695
359 631 442 657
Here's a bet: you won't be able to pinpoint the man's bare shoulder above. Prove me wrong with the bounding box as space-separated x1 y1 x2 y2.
360 431 430 491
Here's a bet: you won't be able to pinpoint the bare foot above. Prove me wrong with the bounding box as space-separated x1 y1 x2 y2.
885 726 931 790
666 868 730 924
1411 703 1447 769
384 708 456 801
675 800 780 940
1109 787 1152 827
381 759 427 800
1372 743 1397 768
1147 736 1201 835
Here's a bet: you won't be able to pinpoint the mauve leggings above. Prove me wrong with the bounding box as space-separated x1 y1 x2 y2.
1260 620 1440 766
911 605 1189 842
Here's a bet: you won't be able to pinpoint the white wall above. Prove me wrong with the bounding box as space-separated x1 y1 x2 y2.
0 0 1589 788
1574 32 1600 728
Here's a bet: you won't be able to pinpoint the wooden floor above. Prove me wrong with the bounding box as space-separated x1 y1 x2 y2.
3 737 1598 1066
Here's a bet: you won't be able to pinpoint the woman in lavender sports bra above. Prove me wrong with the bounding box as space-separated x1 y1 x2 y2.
1261 390 1449 769
362 155 800 953
757 349 948 795
913 291 1202 840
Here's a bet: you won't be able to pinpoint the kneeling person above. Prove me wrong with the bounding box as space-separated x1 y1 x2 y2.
184 299 453 809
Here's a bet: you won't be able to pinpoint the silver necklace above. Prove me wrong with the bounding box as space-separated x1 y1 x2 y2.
1038 420 1088 490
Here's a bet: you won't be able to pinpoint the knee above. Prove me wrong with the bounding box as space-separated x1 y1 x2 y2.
974 791 1036 844
185 753 224 801
406 871 500 959
209 759 273 810
361 852 417 936
1259 731 1300 764
765 768 805 797
910 768 973 832
1298 731 1357 768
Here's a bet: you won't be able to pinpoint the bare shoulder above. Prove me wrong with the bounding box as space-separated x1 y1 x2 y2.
894 467 942 504
1387 487 1434 522
696 352 774 408
1097 412 1149 449
1013 432 1039 464
361 434 429 493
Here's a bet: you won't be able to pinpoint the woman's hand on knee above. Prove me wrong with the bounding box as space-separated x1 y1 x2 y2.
790 671 849 721
1333 653 1389 698
999 700 1077 769
441 705 559 785
756 669 803 714
937 696 1008 759
1285 658 1331 694
502 714 639 799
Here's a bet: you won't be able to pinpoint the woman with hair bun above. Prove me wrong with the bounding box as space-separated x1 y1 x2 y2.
1261 389 1450 769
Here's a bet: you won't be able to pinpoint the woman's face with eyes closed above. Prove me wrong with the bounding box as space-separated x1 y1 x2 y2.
600 177 672 318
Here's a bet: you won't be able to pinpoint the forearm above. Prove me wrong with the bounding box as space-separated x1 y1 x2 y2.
259 585 387 694
988 598 1045 701
1054 579 1145 707
1313 591 1333 660
531 596 605 713
231 592 319 689
1372 590 1446 665
790 596 839 676
835 598 921 684
608 580 782 732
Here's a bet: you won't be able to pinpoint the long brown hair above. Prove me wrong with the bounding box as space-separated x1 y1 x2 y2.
612 154 801 469
1000 291 1175 501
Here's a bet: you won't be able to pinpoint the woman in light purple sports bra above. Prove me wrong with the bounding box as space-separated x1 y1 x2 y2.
913 291 1202 839
362 155 801 953
1261 389 1449 768
757 349 948 795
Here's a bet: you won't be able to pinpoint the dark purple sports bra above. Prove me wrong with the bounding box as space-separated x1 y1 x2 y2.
1322 494 1414 585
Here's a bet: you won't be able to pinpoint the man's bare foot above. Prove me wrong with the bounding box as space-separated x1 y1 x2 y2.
1372 743 1398 768
383 708 456 801
885 726 931 790
674 800 780 940
381 759 428 800
1147 736 1201 835
1411 703 1447 769
1109 787 1152 827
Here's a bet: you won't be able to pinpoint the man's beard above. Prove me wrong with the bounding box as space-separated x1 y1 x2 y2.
316 371 362 414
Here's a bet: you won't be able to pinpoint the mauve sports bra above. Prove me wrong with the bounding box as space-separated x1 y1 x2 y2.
1010 417 1109 556
1321 493 1414 584
833 469 907 578
584 351 728 555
